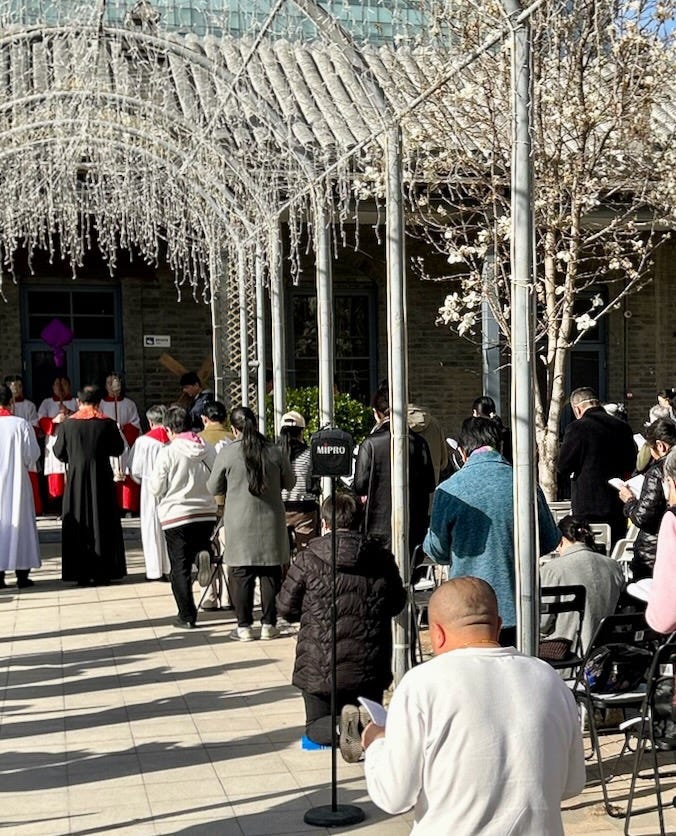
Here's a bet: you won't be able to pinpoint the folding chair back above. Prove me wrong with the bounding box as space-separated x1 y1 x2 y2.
589 522 612 555
539 584 586 671
573 613 662 818
624 639 676 835
410 545 439 665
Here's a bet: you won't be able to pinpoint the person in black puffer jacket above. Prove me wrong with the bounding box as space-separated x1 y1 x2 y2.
276 492 406 748
620 418 676 580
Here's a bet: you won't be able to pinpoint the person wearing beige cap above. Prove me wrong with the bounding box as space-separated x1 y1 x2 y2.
279 410 320 552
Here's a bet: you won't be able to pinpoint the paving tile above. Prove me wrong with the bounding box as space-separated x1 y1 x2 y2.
7 528 676 836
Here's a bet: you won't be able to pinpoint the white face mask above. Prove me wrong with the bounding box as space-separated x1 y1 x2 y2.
664 479 673 502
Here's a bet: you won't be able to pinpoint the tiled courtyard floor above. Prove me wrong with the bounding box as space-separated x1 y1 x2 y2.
1 521 675 835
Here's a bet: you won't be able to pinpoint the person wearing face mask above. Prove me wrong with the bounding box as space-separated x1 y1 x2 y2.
646 448 676 633
618 418 676 581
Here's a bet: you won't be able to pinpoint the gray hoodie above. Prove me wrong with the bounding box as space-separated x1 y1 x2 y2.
149 433 218 529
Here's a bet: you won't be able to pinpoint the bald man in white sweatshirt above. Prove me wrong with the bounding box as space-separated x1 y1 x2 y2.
362 577 585 836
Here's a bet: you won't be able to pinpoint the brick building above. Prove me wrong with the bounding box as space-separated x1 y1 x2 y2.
1 233 673 443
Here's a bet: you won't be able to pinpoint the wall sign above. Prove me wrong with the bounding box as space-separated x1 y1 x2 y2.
143 335 171 348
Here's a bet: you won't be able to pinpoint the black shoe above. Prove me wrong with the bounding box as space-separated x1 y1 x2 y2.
161 574 171 583
173 618 196 629
16 577 35 589
0 574 6 589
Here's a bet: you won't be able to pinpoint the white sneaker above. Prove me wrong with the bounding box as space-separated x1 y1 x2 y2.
230 626 255 642
260 624 280 640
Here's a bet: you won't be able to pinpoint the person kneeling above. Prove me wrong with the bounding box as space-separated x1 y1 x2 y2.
276 492 406 761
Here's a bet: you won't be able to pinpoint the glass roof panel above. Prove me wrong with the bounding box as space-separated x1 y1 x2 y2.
3 0 428 44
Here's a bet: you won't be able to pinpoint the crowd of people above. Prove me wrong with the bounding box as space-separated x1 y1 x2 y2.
3 370 676 832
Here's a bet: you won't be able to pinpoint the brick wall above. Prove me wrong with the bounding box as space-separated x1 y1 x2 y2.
1 235 673 440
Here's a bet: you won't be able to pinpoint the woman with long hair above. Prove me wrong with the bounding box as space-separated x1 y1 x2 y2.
207 405 295 641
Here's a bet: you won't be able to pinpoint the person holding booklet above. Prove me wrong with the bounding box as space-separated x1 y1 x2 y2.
276 492 406 761
617 418 676 580
362 577 585 836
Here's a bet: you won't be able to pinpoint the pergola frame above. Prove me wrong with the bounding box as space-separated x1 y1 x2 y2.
0 0 551 672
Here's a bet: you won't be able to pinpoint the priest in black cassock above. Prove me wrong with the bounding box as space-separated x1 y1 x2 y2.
54 384 127 585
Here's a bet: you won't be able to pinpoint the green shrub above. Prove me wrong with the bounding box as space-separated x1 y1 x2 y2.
266 387 373 443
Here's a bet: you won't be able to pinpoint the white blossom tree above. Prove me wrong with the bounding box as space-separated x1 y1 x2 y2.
406 0 676 497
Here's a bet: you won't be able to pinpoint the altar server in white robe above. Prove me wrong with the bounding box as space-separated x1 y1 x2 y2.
129 404 171 581
38 376 78 503
5 374 43 515
0 384 41 588
101 373 142 514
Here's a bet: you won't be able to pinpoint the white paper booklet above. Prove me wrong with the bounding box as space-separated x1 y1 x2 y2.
358 697 388 727
608 474 645 495
627 578 652 603
634 433 646 448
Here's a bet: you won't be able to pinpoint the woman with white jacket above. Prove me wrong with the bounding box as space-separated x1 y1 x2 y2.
150 406 217 628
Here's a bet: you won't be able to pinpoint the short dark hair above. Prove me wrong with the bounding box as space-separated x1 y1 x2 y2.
321 492 362 531
0 384 12 407
472 395 496 417
78 385 103 405
458 417 501 457
180 371 201 387
3 374 22 385
371 386 389 417
203 400 227 423
646 418 676 450
164 406 191 434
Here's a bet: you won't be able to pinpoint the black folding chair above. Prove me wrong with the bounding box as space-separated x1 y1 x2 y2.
539 584 586 675
572 613 661 817
623 639 676 835
409 545 440 666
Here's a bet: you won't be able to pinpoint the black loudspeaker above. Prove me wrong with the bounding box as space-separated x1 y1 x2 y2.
310 427 354 477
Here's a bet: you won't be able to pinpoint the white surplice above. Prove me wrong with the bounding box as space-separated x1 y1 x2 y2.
13 400 40 474
13 399 38 427
129 433 170 578
101 397 141 474
37 396 78 476
0 415 41 570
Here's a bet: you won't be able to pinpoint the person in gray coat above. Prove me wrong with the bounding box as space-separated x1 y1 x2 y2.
540 515 625 653
207 405 295 642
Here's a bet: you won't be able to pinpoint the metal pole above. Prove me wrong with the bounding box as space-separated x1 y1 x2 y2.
209 250 224 403
315 195 335 430
269 227 286 437
255 243 267 434
238 247 250 407
386 124 410 683
503 0 538 656
481 249 501 414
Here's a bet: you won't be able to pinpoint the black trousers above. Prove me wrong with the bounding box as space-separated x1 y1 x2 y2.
164 521 214 624
302 686 384 746
229 565 282 628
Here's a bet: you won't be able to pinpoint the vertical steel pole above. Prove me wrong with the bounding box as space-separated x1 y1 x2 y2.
503 0 538 655
209 251 224 403
238 247 250 407
386 124 410 683
269 228 286 437
255 244 267 434
315 196 335 430
481 250 501 414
